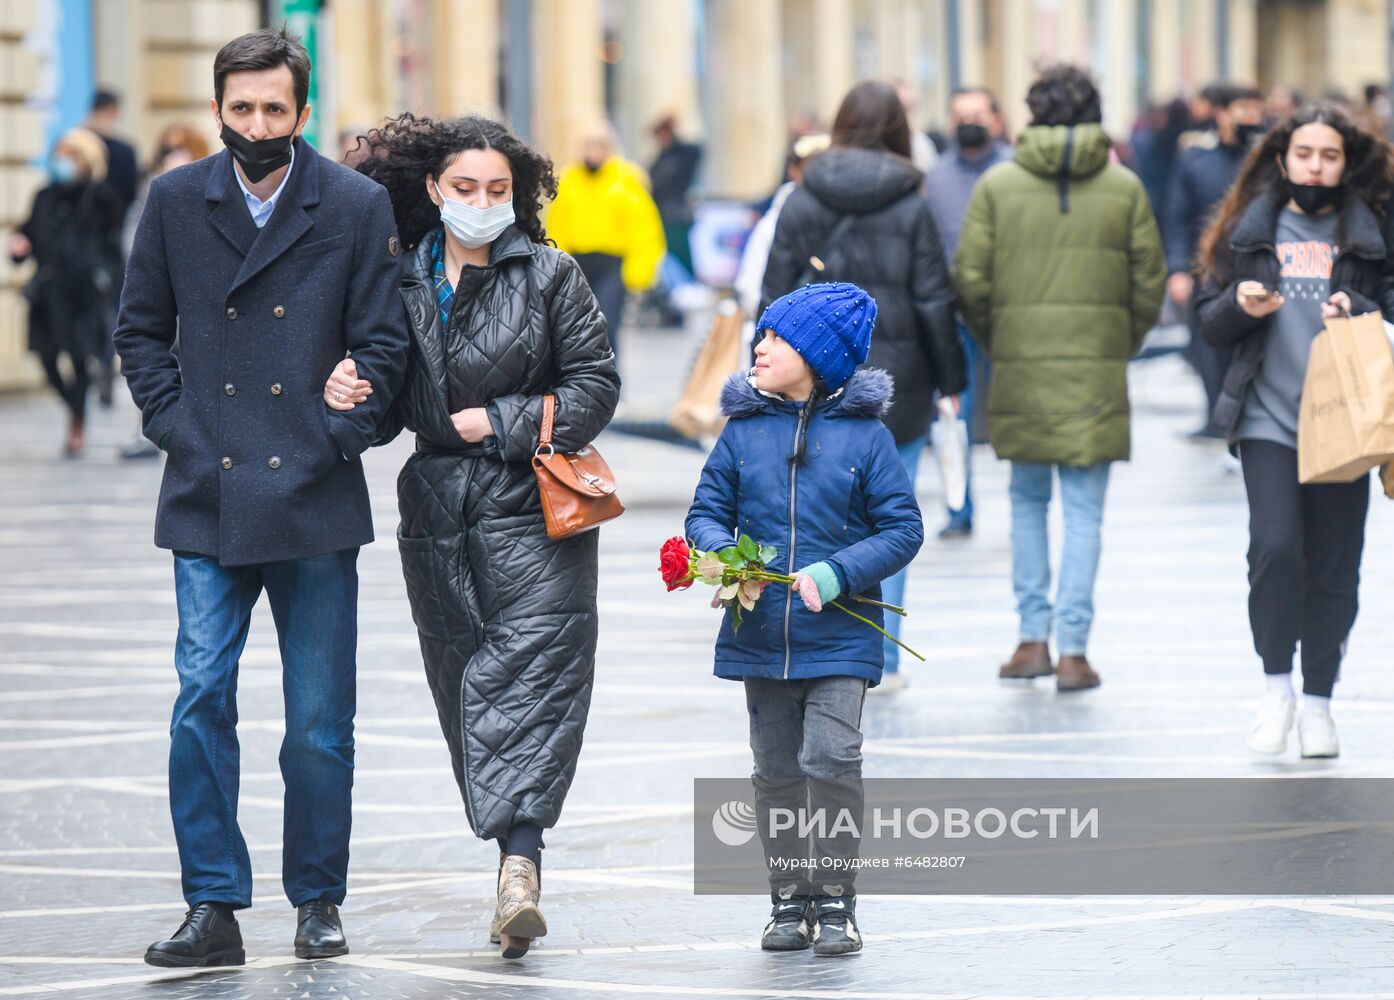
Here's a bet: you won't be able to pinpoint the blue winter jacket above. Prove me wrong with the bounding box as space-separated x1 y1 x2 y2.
684 369 924 686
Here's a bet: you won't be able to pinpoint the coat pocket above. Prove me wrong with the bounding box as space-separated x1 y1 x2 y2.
289 233 348 258
397 531 456 641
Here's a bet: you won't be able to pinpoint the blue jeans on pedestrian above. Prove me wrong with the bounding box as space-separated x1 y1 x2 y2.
1009 462 1111 656
943 321 978 529
170 548 359 909
881 435 927 673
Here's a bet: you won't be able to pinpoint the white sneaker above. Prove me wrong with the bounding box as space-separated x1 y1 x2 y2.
1247 692 1295 754
1297 707 1340 758
872 671 907 694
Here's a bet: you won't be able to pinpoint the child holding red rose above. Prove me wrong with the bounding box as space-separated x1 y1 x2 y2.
684 282 924 956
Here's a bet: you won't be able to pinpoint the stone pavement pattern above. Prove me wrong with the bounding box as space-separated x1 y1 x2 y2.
3 328 1394 999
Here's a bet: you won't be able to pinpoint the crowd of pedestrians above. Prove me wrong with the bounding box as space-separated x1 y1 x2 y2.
10 17 1394 973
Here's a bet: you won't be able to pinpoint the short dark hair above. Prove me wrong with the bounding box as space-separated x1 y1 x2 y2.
1204 82 1264 110
950 86 1000 115
91 89 120 112
213 26 311 112
1199 82 1229 107
1025 64 1102 127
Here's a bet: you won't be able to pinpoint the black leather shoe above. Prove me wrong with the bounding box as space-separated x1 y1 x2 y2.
144 902 245 967
294 900 349 959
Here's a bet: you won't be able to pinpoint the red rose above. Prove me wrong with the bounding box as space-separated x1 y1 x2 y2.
659 536 695 591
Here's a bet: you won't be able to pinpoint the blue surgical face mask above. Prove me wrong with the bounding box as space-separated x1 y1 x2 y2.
51 155 79 183
435 185 515 249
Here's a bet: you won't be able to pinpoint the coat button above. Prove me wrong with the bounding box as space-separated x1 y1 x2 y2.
224 383 236 396
221 457 233 470
225 307 238 320
271 383 283 395
273 305 285 318
268 456 282 469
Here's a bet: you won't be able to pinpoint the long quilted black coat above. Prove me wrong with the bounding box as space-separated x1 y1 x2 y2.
381 224 620 840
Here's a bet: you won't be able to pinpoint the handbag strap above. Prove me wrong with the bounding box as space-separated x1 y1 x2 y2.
538 394 556 454
796 213 858 287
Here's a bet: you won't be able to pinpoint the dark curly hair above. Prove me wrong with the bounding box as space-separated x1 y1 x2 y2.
1198 102 1394 282
1025 64 1102 127
350 113 558 250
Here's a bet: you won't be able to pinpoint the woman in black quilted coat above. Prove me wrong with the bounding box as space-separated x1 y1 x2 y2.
324 114 619 959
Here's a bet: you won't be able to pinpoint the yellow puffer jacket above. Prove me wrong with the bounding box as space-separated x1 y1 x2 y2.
547 157 666 292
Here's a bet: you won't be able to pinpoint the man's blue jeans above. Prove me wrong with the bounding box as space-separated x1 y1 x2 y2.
170 549 359 909
1009 462 1111 656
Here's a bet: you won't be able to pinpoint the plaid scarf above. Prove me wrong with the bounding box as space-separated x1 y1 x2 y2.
430 230 453 327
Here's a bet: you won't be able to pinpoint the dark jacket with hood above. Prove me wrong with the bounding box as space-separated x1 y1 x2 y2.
954 123 1166 465
685 369 924 686
383 224 620 841
759 146 965 445
1195 188 1394 442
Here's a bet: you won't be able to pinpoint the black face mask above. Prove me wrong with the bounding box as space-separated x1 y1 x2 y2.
955 123 990 150
219 123 294 183
1287 180 1343 215
1234 123 1266 148
582 159 604 174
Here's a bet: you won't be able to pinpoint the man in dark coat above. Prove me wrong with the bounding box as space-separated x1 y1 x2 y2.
86 89 139 221
114 28 409 969
923 85 1013 539
85 89 140 405
1163 83 1265 436
647 114 702 275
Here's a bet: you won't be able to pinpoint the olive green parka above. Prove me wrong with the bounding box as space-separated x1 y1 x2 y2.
953 124 1165 465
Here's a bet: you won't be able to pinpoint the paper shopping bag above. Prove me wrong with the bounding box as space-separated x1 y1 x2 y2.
669 301 744 440
1298 310 1394 483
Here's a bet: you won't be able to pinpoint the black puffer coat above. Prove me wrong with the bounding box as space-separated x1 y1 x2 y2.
760 146 965 444
383 225 620 841
1196 189 1394 442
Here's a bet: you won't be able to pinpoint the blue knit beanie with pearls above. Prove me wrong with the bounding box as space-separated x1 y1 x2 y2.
756 282 877 392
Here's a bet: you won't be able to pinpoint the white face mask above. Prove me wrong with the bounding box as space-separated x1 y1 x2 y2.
435 186 515 249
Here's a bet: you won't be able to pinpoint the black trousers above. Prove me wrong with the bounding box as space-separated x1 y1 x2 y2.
574 252 626 364
1239 439 1369 697
36 347 91 423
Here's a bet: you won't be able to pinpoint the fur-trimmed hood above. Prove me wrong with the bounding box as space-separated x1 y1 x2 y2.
719 368 894 420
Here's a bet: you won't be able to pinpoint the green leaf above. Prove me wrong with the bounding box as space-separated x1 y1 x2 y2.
737 535 759 561
718 546 743 566
696 553 725 582
758 545 777 565
730 603 744 634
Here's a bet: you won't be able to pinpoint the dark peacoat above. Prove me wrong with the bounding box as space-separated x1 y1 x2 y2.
115 138 410 566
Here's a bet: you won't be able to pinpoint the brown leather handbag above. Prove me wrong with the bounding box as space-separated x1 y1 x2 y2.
532 394 624 540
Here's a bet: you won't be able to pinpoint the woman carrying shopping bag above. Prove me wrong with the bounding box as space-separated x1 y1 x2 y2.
1194 103 1394 758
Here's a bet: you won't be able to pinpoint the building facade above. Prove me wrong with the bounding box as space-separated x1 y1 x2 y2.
3 0 1393 391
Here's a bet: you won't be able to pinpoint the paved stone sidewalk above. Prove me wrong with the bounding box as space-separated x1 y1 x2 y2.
3 334 1394 999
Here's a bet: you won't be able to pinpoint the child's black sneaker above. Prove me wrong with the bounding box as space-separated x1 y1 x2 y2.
811 894 861 956
760 895 815 951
